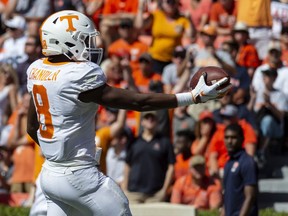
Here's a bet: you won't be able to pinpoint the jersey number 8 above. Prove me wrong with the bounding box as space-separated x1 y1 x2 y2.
32 85 54 139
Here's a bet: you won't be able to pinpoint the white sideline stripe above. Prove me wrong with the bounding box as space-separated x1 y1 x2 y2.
130 202 196 216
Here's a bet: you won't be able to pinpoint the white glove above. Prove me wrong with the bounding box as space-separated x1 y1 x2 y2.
191 73 232 103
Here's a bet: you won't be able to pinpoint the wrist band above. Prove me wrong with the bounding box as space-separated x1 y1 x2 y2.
175 92 194 106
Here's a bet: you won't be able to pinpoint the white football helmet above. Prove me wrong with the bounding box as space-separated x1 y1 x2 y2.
40 10 103 64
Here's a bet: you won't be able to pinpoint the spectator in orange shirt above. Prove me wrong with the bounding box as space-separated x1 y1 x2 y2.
134 54 173 138
191 110 217 165
100 0 139 51
101 0 138 16
173 129 195 181
209 104 257 178
171 155 222 210
133 53 162 93
209 0 237 48
232 21 261 79
186 0 212 32
108 18 149 74
100 57 138 92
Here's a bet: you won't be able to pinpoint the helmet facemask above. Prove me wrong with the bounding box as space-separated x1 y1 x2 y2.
68 30 103 64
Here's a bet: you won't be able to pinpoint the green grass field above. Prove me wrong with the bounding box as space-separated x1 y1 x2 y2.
1 205 288 216
198 209 288 216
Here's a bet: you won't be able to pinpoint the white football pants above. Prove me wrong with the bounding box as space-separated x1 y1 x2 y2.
40 165 131 216
29 176 47 216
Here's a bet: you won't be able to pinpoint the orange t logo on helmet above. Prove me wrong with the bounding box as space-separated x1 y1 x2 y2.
60 15 79 32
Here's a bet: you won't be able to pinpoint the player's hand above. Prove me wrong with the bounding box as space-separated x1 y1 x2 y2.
191 73 232 103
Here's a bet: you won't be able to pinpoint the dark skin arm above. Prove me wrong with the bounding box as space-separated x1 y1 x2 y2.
239 185 257 216
27 84 178 145
26 68 179 145
27 56 230 144
78 83 178 111
221 186 257 216
27 96 39 145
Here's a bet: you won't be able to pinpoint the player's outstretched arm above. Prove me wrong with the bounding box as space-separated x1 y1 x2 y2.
79 83 178 111
78 74 231 111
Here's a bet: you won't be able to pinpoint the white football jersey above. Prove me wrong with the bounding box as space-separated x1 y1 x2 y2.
27 58 107 168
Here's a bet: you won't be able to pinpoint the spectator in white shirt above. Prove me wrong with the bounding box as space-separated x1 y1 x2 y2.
0 15 27 69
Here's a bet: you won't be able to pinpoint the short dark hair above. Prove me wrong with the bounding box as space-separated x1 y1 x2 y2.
225 123 244 139
119 18 133 28
262 68 278 77
176 129 195 142
222 40 239 52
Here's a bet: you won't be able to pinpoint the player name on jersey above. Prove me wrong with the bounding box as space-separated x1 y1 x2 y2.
28 68 61 81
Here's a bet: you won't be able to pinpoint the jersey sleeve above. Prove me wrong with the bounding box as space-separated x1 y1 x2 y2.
26 63 36 93
72 64 107 93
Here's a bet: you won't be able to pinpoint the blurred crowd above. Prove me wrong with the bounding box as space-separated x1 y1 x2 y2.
0 0 288 212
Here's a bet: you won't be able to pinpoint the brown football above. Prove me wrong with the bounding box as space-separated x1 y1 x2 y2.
190 66 230 90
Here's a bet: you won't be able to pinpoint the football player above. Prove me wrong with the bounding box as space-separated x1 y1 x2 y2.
26 10 231 216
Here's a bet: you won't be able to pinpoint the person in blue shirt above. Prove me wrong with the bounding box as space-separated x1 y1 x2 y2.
221 123 258 216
